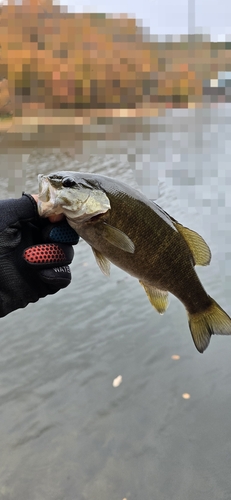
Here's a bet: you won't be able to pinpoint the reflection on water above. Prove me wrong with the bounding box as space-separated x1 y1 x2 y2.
0 106 231 500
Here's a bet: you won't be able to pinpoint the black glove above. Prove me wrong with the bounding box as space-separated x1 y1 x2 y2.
0 193 79 317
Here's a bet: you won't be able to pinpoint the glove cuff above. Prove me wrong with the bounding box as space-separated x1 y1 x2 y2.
21 193 39 219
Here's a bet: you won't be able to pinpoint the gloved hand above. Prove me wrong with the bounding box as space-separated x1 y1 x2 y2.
0 193 79 317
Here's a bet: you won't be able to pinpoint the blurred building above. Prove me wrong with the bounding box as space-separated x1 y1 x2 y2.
203 71 231 103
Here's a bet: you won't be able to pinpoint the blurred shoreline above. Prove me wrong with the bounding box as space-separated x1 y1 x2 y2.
0 101 202 134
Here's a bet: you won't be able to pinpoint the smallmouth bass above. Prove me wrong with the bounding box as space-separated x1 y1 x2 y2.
38 171 231 353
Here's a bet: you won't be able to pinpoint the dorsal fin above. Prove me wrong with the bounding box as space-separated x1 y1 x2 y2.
173 221 211 266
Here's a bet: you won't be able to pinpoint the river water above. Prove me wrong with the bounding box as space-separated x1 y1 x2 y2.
0 105 231 500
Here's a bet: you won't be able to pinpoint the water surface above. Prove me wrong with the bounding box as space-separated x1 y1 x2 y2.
0 106 231 500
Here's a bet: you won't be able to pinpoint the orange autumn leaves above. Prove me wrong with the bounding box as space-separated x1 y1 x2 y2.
0 1 202 111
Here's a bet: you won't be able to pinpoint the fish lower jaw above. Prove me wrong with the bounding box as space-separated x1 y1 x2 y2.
64 209 108 224
38 200 64 217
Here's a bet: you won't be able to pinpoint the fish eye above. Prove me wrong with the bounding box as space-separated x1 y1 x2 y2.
62 177 76 188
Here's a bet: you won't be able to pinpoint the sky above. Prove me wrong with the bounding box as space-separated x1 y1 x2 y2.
56 0 231 40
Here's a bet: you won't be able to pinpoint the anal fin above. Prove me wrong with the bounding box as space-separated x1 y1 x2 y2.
139 281 169 314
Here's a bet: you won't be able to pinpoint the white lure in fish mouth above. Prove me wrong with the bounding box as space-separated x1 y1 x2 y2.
37 173 111 221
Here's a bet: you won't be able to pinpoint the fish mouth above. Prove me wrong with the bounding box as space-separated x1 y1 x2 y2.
37 175 66 216
37 173 111 220
38 175 51 202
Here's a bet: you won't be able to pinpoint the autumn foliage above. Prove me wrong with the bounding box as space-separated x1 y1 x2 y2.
0 0 203 114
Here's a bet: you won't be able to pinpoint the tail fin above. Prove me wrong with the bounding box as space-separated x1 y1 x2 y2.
188 297 231 353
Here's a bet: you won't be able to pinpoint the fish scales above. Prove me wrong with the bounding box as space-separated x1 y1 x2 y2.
65 177 207 309
37 171 231 353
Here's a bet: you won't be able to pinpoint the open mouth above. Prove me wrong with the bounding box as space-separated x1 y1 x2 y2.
38 175 52 201
38 176 62 205
37 176 62 216
38 180 50 202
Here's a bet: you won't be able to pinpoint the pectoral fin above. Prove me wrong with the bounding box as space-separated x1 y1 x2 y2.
102 223 135 253
173 222 211 266
139 281 169 314
91 247 111 276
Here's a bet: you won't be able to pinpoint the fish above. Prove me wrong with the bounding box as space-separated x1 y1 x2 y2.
37 171 231 353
